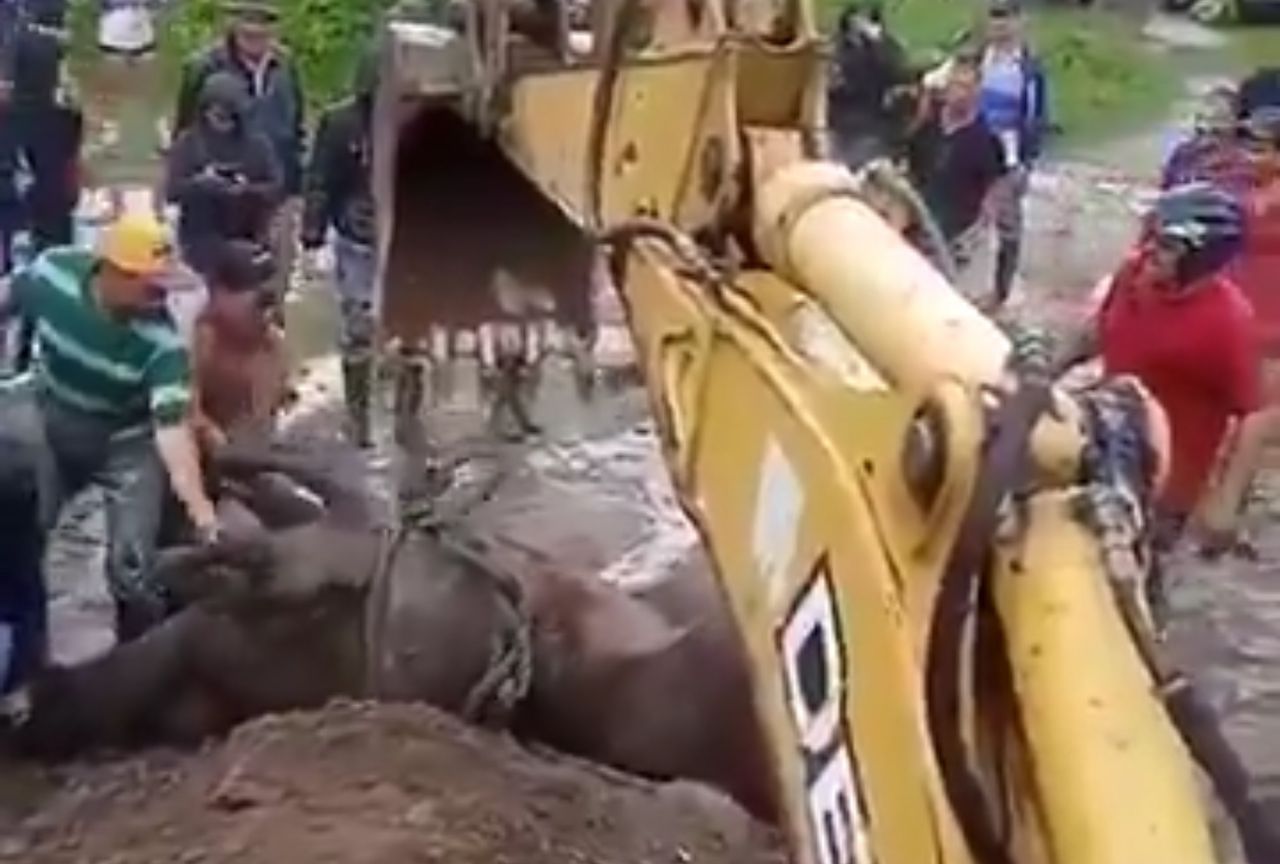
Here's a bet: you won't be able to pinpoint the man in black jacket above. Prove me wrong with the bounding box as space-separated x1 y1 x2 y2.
173 0 304 302
5 0 81 374
301 51 378 447
827 0 915 170
165 71 282 280
8 0 78 252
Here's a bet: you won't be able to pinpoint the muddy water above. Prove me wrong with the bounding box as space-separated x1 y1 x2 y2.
1166 471 1280 842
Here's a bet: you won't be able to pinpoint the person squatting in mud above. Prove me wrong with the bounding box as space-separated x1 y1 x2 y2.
0 212 222 656
174 0 305 305
301 47 379 448
165 70 282 285
1069 183 1260 564
190 239 289 451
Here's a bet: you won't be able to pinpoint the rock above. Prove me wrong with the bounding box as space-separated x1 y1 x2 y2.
1141 12 1228 50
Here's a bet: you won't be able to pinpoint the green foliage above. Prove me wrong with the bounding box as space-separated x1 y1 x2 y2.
1033 11 1176 144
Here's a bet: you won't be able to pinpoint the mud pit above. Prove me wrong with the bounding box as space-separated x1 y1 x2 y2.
0 702 787 863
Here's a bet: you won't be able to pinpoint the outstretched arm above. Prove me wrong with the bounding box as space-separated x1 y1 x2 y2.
146 343 219 538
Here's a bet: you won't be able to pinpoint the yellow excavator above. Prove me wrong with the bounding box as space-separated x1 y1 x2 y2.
369 0 1277 861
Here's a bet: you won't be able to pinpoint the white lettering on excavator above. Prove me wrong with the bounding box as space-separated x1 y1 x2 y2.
752 438 803 608
779 561 871 864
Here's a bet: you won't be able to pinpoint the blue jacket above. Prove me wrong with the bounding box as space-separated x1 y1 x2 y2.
979 45 1050 166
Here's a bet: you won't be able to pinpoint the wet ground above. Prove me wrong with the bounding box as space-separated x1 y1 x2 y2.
10 14 1280 862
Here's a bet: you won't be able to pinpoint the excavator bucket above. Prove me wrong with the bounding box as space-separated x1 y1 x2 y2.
371 33 598 355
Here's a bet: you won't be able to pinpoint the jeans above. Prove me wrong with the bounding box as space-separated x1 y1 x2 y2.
950 219 996 306
991 167 1030 303
0 377 169 643
332 231 376 360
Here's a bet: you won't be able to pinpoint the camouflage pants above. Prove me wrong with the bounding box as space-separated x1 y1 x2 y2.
332 232 377 360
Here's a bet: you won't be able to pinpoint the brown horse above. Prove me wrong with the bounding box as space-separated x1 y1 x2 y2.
7 445 780 823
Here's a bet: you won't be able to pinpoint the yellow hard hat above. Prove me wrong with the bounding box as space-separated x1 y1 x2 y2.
98 212 174 278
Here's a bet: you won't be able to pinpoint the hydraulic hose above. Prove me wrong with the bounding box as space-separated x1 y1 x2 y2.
923 330 1056 864
926 331 1280 864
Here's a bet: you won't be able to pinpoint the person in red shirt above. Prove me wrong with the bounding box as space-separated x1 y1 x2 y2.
1199 108 1280 555
1093 183 1260 546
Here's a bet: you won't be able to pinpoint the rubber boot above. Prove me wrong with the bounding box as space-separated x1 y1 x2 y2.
993 238 1020 307
341 356 374 449
393 356 428 457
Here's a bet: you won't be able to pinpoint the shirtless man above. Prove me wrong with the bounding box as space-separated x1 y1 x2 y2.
190 240 290 450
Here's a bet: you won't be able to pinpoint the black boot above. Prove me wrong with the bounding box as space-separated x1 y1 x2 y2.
341 356 374 448
393 356 427 456
993 238 1021 307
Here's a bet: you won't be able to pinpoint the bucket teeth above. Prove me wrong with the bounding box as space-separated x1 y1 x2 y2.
524 322 541 366
478 323 498 369
568 330 598 401
428 329 455 406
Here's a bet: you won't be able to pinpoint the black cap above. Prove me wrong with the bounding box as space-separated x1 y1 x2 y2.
210 241 276 293
988 0 1022 15
223 0 280 23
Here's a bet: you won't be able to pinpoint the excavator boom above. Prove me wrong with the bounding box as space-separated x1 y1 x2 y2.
371 1 1225 861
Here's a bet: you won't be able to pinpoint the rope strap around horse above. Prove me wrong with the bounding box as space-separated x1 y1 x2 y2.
924 325 1055 864
367 452 534 728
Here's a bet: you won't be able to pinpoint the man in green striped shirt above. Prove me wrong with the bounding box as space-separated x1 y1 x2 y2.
0 212 220 642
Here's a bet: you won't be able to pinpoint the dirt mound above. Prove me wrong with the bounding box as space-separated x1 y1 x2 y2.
1 701 788 863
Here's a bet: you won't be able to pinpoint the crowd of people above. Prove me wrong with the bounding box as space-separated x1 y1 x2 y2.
829 0 1280 569
1108 86 1280 557
827 0 1049 306
0 0 1272 732
0 0 381 699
